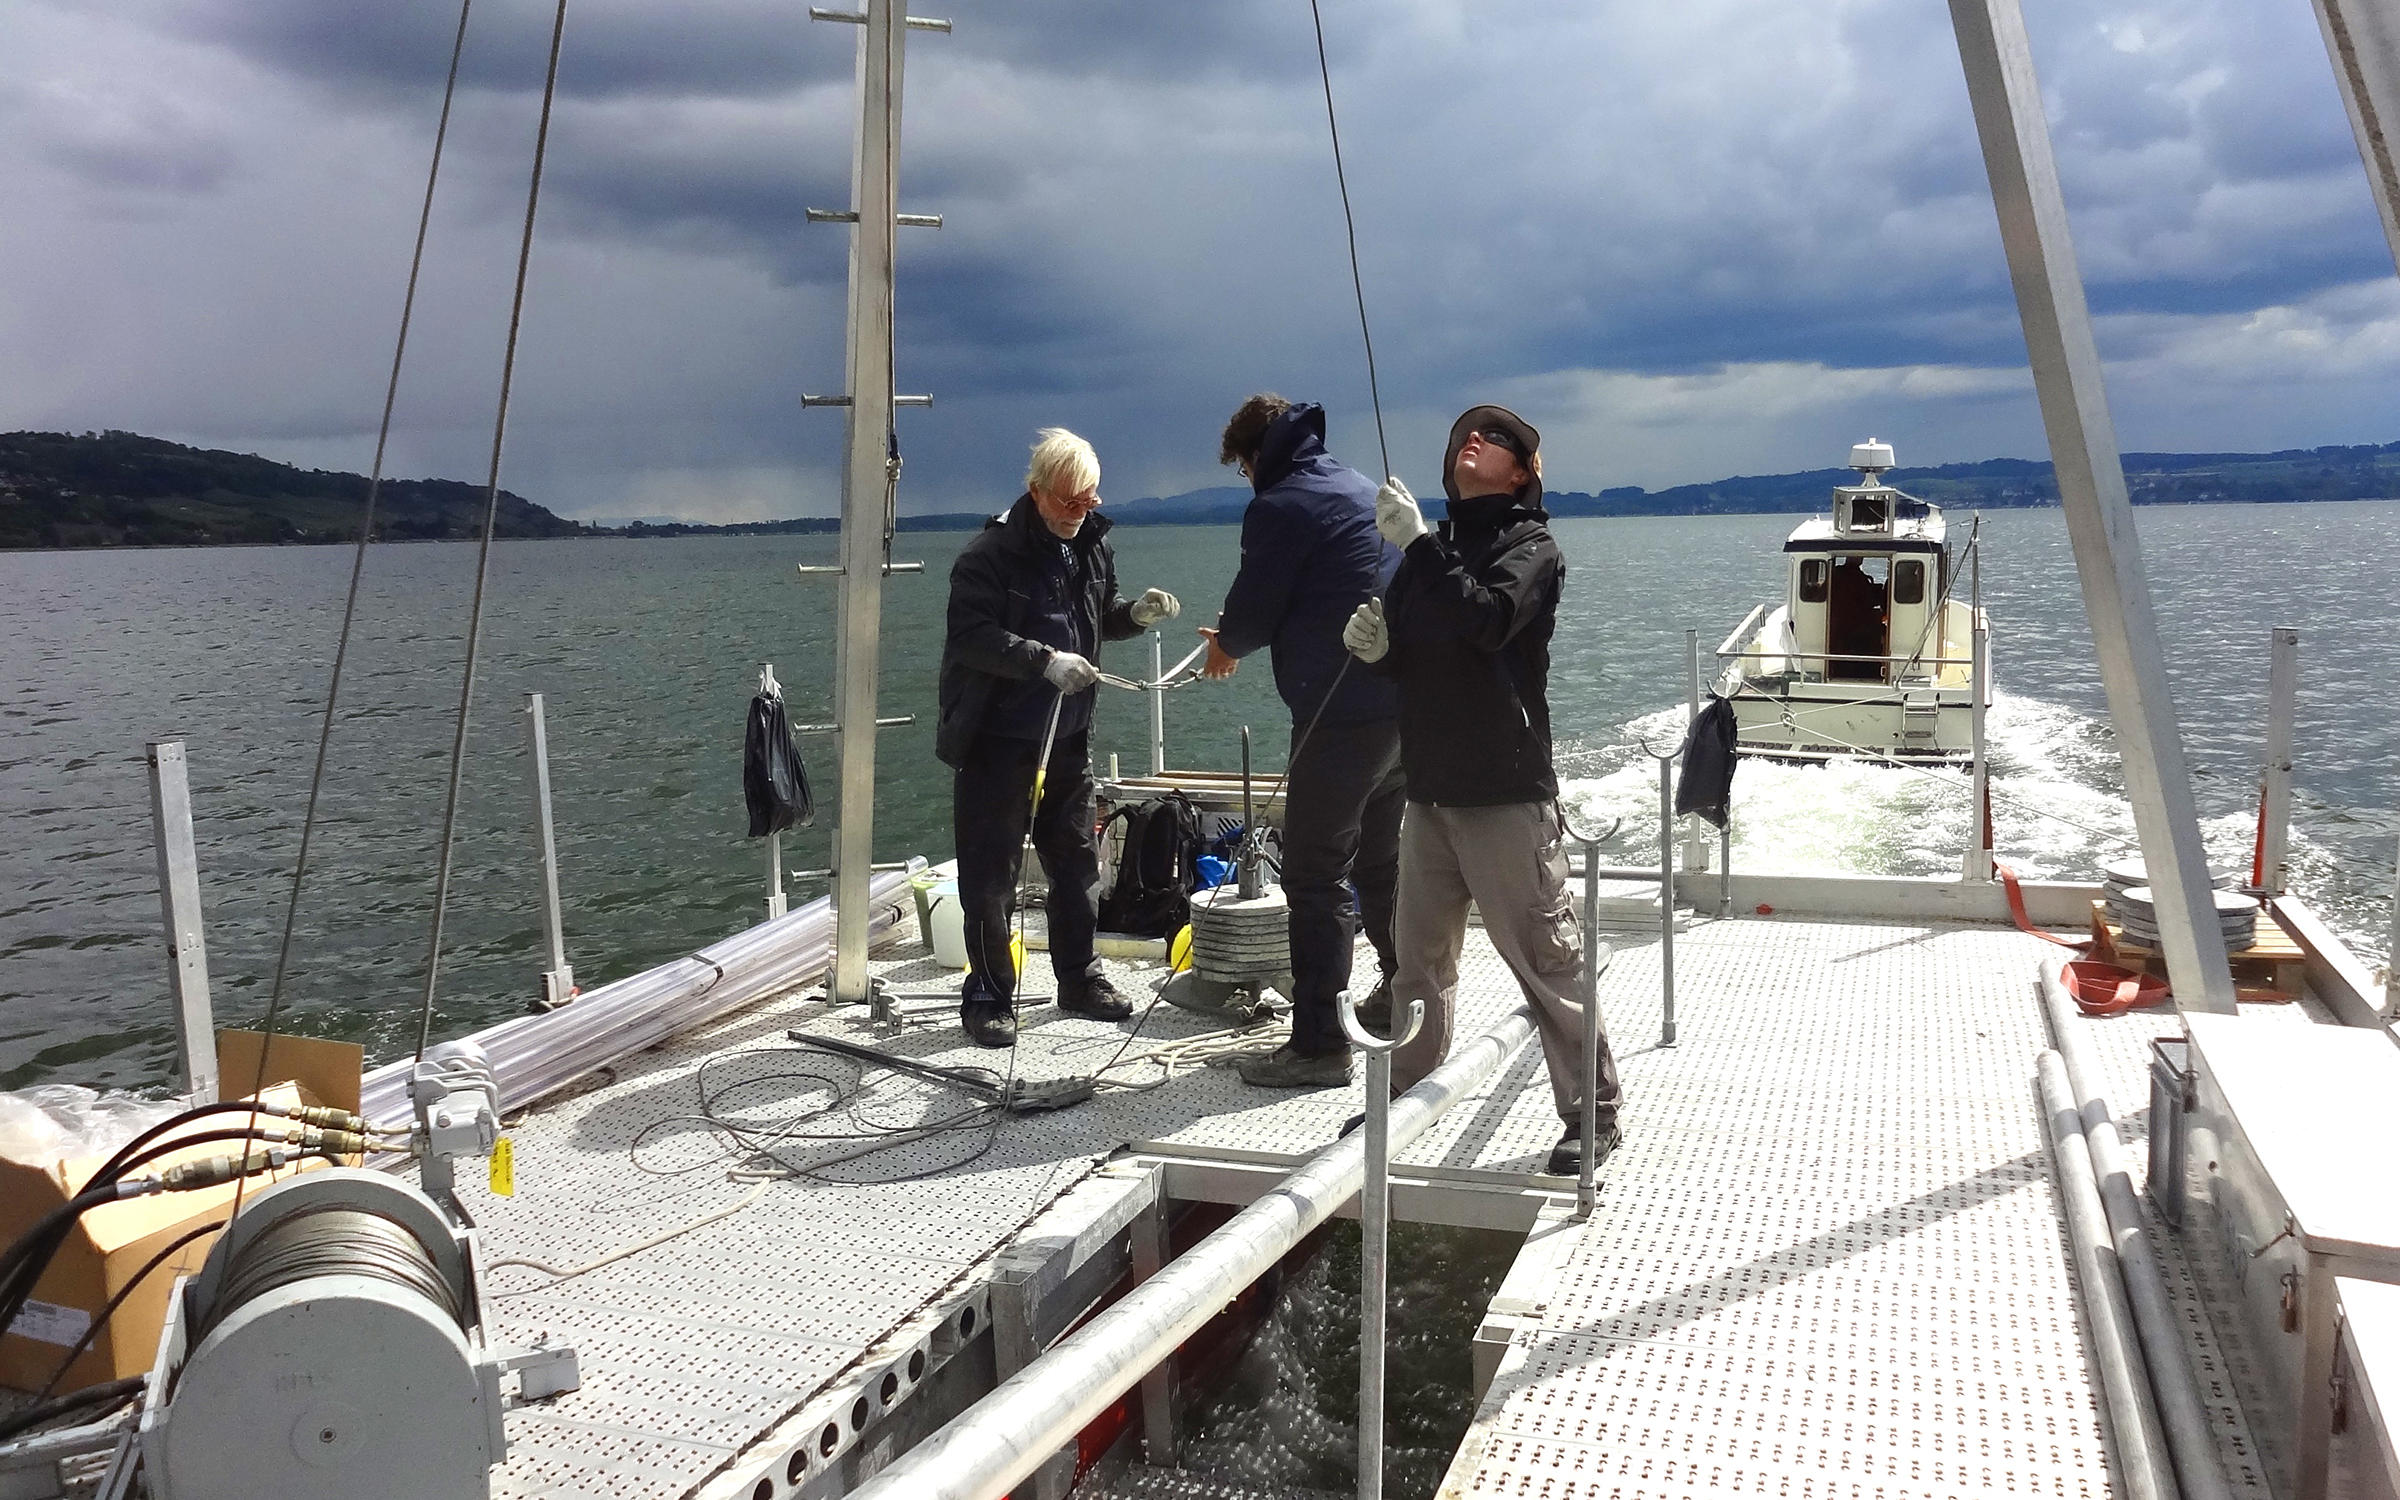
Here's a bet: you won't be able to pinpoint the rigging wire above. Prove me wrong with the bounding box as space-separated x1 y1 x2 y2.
416 0 574 1061
1307 0 1391 481
229 0 479 1229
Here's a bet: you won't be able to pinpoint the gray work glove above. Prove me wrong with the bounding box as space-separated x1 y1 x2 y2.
1341 598 1388 664
1042 650 1100 692
1375 477 1428 549
1128 588 1180 628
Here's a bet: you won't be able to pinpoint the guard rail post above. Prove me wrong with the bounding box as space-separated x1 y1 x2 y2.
2255 627 2298 895
523 694 578 1008
1965 617 1993 881
1561 811 1620 1219
146 740 218 1102
1682 629 1708 874
1148 633 1167 774
1656 750 1679 1047
1337 988 1426 1500
2383 832 2399 1018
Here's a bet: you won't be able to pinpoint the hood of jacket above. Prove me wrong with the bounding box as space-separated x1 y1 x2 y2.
1439 404 1544 509
1248 402 1331 493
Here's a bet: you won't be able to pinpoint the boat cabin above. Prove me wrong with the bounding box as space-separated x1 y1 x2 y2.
1779 441 1955 685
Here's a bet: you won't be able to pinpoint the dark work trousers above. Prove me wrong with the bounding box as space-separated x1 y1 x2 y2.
953 729 1103 1011
1281 717 1406 1056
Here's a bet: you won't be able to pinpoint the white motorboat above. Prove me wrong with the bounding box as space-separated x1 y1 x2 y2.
1714 439 1988 763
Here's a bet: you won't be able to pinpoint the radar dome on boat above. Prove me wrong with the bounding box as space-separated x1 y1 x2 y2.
1849 439 1895 474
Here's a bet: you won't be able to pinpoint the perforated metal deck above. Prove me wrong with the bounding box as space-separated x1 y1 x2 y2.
1441 914 2307 1500
452 902 2296 1500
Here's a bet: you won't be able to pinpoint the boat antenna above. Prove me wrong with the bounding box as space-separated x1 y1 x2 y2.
230 0 480 1225
415 0 573 1060
1306 0 1391 481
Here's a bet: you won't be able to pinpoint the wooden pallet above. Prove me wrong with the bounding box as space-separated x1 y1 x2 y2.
2088 899 2305 1002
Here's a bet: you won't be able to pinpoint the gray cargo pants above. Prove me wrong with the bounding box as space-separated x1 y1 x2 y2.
1389 799 1621 1124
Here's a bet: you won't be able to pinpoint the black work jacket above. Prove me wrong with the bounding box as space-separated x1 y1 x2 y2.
1376 492 1563 805
936 494 1140 769
1213 403 1399 729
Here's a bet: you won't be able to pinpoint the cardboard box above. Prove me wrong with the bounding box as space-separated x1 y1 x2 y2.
0 1030 362 1395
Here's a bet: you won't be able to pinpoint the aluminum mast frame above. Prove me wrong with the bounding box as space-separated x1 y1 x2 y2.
1948 0 2237 1011
2307 0 2400 278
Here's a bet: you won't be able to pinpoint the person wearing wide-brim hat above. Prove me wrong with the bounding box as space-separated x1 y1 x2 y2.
1340 404 1624 1174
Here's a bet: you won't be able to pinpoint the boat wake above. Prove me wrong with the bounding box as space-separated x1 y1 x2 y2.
1558 692 2288 890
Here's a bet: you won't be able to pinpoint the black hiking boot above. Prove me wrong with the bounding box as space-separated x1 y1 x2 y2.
1545 1116 1621 1176
1236 1044 1354 1089
1056 973 1134 1021
961 1002 1017 1049
1351 973 1395 1037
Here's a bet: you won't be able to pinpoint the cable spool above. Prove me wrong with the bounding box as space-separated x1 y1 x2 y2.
153 1169 494 1500
2110 884 2259 952
1188 888 1292 983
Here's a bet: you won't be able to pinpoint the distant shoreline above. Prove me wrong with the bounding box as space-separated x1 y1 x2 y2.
8 490 2399 554
6 428 2395 550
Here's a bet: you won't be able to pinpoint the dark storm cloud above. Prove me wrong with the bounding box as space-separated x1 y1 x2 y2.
4 0 2396 517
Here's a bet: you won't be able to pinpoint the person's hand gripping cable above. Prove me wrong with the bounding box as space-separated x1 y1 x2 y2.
1127 588 1180 629
1341 596 1388 664
1374 476 1428 549
1042 648 1100 693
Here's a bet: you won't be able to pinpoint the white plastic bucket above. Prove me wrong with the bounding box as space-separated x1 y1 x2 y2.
926 880 968 968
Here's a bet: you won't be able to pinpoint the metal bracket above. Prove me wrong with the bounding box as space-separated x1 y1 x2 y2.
794 716 914 735
801 393 934 407
795 561 925 577
809 7 953 29
493 1340 582 1405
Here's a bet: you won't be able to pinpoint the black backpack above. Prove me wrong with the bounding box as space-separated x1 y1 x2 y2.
1098 793 1202 937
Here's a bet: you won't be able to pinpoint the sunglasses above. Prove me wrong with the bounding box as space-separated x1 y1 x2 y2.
1469 426 1526 460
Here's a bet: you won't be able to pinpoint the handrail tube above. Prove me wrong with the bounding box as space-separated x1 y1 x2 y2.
1714 604 1766 659
2040 959 2236 1500
847 1007 1541 1500
2039 1050 2179 1500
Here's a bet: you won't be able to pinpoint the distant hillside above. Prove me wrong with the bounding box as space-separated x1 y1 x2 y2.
6 429 2396 549
0 430 591 548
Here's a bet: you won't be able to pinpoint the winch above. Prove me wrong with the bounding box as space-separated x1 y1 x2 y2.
136 1043 578 1500
1162 727 1293 1018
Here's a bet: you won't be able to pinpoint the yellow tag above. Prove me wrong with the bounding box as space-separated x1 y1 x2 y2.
489 1137 516 1197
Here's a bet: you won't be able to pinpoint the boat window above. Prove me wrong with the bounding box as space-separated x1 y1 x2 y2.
1798 558 1828 602
1893 559 1926 605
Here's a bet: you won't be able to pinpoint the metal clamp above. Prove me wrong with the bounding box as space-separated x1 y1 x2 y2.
808 7 953 29
1336 989 1424 1500
800 393 934 408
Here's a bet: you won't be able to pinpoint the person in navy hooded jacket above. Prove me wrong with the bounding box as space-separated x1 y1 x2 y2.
1197 394 1403 1089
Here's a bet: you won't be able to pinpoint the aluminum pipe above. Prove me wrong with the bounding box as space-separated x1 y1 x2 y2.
360 864 919 1122
2039 959 2234 1500
2040 1049 2178 1500
849 1006 1541 1500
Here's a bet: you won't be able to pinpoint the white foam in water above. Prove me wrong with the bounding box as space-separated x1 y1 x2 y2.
1560 691 2326 888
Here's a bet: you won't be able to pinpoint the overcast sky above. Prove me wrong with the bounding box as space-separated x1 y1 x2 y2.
3 0 2395 522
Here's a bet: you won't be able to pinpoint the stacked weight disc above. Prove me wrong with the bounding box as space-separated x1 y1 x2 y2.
1188 887 1292 984
2111 884 2259 953
2099 857 2236 907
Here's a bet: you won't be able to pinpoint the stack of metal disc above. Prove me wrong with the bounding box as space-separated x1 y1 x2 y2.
1188 887 1291 983
2099 857 2236 906
2112 884 2259 952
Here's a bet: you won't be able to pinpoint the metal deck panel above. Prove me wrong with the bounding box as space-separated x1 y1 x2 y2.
447 903 2296 1500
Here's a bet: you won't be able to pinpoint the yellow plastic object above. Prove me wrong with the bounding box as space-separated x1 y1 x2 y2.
1010 931 1026 977
1169 923 1193 973
489 1137 516 1197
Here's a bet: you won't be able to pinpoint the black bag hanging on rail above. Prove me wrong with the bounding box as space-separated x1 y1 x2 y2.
1098 792 1202 937
1674 693 1740 829
744 690 814 836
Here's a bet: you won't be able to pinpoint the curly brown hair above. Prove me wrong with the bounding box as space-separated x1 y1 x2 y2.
1218 393 1292 470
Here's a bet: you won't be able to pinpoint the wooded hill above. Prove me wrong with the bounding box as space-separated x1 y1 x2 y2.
4 428 2396 548
0 430 590 548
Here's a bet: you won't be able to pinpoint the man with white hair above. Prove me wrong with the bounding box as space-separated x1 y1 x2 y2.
935 427 1181 1048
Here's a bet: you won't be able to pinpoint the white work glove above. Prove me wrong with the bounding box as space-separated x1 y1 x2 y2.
1341 598 1388 664
1042 650 1100 692
1375 477 1428 549
1128 588 1180 628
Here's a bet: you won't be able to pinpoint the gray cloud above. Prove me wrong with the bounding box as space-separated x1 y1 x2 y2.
2 0 2394 520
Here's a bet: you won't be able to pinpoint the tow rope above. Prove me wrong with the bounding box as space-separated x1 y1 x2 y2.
1994 861 2088 949
2000 862 2174 1015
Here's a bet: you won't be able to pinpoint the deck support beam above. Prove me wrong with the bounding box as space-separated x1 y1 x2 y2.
147 740 218 1101
2305 0 2400 277
1946 0 2235 1012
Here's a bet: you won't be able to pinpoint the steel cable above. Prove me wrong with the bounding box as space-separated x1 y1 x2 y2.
416 0 573 1060
1307 0 1390 479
